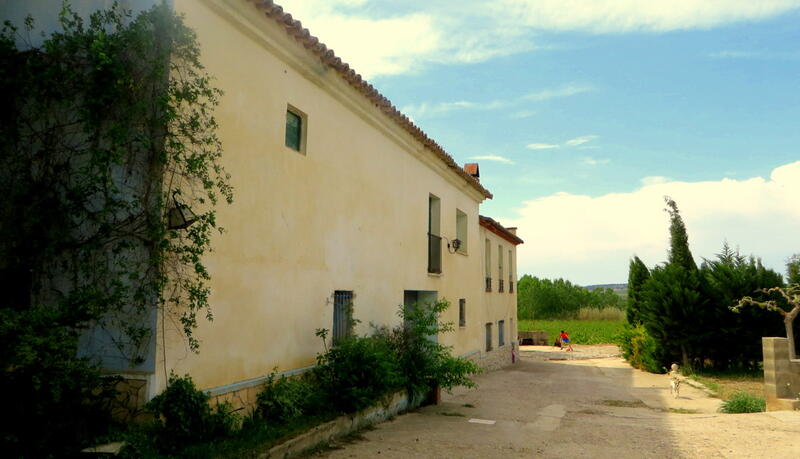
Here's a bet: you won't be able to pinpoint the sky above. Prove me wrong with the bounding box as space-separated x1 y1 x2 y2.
278 0 800 285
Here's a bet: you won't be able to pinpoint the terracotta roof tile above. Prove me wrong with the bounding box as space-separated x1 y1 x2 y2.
479 215 524 245
247 0 492 199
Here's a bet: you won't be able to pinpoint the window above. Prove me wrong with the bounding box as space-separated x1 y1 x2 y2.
332 290 353 345
485 322 493 352
455 209 467 254
285 106 306 153
459 298 466 327
484 238 492 291
509 249 514 293
498 245 504 292
428 195 441 274
498 320 505 346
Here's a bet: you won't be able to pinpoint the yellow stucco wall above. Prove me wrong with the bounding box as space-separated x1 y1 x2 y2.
479 226 520 352
158 0 505 393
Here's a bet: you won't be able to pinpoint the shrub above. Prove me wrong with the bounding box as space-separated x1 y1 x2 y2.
617 324 664 373
0 307 118 456
314 335 405 413
720 391 766 413
379 300 479 399
145 373 239 453
256 372 325 423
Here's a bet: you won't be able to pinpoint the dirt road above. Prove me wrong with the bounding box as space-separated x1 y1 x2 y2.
315 345 800 458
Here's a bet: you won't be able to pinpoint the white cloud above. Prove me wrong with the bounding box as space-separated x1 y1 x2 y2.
504 161 800 285
278 1 442 78
641 176 670 185
510 110 536 119
565 135 599 146
709 50 760 59
524 84 594 101
495 0 800 33
401 99 508 118
708 50 800 60
402 83 590 119
276 1 800 77
581 156 611 166
469 155 516 164
527 143 560 150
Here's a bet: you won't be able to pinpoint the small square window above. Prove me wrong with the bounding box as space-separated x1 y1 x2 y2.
285 107 305 153
458 299 466 327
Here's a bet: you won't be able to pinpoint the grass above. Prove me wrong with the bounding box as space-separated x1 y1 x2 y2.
518 319 625 345
720 392 766 413
688 368 766 413
598 399 648 408
688 368 763 400
666 408 700 414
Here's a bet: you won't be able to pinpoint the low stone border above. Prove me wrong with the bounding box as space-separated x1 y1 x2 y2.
260 390 417 458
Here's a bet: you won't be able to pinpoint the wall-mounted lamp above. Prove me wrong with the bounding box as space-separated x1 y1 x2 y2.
167 193 198 230
451 238 462 251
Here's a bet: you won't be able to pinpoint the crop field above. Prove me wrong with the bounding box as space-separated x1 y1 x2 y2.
518 319 625 345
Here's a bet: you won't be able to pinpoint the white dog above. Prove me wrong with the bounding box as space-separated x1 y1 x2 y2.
669 363 681 398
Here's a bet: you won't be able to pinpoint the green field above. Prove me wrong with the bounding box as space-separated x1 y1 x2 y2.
518 319 625 345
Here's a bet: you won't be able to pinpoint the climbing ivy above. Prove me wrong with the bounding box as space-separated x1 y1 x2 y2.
0 3 231 360
0 3 231 452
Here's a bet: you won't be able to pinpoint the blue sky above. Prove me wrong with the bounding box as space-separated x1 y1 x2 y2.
280 0 800 284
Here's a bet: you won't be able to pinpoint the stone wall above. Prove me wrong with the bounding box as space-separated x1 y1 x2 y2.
467 343 515 372
110 376 151 422
762 337 800 411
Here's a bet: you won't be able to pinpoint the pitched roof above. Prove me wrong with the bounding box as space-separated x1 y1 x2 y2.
247 0 492 199
479 215 524 245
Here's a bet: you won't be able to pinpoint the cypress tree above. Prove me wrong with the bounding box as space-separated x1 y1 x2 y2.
627 256 650 325
639 198 706 369
787 253 800 285
664 197 697 271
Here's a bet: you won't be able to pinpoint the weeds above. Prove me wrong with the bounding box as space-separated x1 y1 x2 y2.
720 392 766 413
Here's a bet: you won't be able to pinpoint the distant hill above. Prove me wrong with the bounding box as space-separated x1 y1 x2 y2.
584 283 628 298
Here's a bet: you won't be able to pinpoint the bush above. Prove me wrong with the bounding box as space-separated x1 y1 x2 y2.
256 372 326 423
380 300 479 399
145 373 239 453
0 307 117 456
617 324 664 373
315 335 405 413
720 391 766 413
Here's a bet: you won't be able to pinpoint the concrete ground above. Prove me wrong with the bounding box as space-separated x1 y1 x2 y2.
313 345 800 458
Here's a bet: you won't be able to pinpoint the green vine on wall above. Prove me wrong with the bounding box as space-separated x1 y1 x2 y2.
0 2 232 363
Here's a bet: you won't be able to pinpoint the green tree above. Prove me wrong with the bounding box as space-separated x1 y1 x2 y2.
627 256 650 324
665 196 697 271
786 253 800 285
640 263 706 368
639 198 705 369
701 243 784 367
734 285 800 360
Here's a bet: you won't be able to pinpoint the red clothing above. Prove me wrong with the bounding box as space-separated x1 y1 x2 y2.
560 332 569 340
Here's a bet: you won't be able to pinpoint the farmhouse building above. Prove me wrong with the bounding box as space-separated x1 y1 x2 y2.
2 0 523 407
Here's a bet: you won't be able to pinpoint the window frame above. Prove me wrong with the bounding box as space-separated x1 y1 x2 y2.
455 209 468 254
284 105 307 154
332 290 354 345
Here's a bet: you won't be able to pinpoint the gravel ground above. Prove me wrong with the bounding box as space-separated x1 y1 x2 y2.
312 345 800 458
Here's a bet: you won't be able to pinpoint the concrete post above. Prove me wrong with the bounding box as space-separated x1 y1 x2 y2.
762 337 800 411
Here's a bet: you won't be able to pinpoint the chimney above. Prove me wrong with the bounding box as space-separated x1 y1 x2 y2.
507 227 517 235
463 163 480 181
